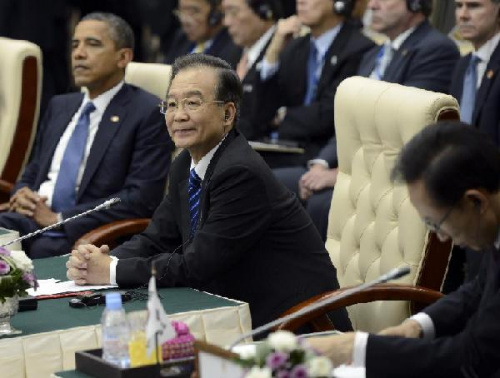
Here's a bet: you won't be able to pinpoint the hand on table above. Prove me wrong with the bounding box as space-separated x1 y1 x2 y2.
307 332 356 366
66 244 112 285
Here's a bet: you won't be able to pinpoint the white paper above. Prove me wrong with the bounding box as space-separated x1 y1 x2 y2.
332 365 366 378
27 279 117 296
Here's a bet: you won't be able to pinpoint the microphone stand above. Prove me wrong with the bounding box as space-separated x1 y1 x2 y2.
228 266 411 349
0 197 121 248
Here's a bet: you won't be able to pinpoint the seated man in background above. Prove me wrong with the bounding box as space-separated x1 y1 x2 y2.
0 13 172 258
165 0 242 68
275 0 460 240
66 54 351 331
254 0 375 168
222 0 283 141
309 122 500 378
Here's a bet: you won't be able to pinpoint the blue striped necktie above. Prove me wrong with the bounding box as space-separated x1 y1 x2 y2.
460 54 480 124
304 42 319 105
188 168 202 237
52 102 96 213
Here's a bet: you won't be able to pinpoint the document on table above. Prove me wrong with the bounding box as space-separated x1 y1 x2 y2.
27 279 117 296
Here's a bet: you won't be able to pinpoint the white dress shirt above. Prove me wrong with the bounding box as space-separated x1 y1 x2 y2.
38 81 124 207
109 136 226 285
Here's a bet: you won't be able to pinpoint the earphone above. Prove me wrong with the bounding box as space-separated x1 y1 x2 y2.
333 0 355 17
208 0 223 26
406 0 432 15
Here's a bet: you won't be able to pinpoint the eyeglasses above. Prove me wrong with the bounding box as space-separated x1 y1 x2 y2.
423 204 457 234
159 98 225 115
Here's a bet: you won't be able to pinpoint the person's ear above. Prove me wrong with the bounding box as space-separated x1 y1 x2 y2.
117 48 133 69
222 103 236 130
464 189 488 213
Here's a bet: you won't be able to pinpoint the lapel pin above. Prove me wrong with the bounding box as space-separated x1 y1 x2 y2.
487 70 495 79
331 56 338 65
110 115 120 123
401 49 408 56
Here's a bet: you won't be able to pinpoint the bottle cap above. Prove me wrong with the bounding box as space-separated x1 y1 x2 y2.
105 292 123 310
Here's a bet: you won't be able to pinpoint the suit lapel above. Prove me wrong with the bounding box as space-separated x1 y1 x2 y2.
178 177 192 242
358 46 380 77
473 44 500 124
77 85 130 199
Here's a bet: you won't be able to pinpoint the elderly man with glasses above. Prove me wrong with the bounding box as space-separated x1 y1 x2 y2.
66 54 351 332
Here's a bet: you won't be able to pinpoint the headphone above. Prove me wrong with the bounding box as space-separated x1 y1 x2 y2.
247 0 283 21
208 0 223 26
406 0 432 15
333 0 355 17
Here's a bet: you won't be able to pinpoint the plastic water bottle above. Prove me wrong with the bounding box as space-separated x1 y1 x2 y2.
101 292 131 368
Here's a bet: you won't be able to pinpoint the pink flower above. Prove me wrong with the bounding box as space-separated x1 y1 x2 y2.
0 247 10 257
266 351 288 370
22 272 36 286
290 364 308 378
0 260 10 275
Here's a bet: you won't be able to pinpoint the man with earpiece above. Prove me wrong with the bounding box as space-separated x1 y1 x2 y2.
222 0 284 141
254 0 375 169
275 0 460 241
164 0 242 68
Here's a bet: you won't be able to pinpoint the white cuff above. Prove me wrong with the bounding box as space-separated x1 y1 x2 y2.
109 256 118 285
352 331 368 368
410 312 435 339
260 59 280 81
56 213 63 223
307 159 329 169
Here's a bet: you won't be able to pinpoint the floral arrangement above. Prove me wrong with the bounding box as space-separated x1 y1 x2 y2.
239 330 333 378
0 246 37 303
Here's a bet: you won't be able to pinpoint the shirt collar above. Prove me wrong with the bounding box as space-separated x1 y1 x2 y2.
389 26 416 51
190 134 227 180
311 23 343 60
475 32 500 65
246 25 276 68
83 80 124 115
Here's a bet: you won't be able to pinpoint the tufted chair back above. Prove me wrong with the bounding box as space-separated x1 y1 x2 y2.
124 61 171 99
328 77 459 332
0 38 42 200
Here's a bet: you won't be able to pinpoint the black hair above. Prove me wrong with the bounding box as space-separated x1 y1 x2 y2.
391 121 500 207
169 54 242 124
248 0 284 21
81 12 135 51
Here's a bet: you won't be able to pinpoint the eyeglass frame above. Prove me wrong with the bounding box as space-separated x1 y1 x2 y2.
159 98 226 115
422 202 458 234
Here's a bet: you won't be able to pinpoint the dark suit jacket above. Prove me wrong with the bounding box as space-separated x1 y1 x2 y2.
254 22 375 165
16 84 172 244
112 129 340 328
365 250 500 378
359 20 460 94
164 28 242 69
450 42 500 147
237 34 273 141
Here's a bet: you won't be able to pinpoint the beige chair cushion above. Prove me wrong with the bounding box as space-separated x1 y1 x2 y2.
328 76 459 332
0 38 42 178
124 61 172 100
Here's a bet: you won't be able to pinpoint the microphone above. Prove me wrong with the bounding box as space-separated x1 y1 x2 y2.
228 266 411 349
0 197 121 248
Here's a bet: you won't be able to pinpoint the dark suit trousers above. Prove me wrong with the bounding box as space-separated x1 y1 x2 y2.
0 212 71 258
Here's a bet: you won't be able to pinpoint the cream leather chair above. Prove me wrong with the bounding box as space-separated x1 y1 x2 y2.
72 62 173 249
278 77 460 333
0 38 42 202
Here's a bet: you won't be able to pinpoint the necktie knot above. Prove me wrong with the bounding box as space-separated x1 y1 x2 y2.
82 101 96 116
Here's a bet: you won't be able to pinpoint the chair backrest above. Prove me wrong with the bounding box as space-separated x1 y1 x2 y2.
0 38 42 186
124 61 172 99
328 76 459 333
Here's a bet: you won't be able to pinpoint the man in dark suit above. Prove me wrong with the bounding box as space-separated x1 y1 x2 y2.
164 0 242 68
254 0 375 168
0 13 171 258
66 54 350 331
222 0 283 141
309 122 500 378
450 0 500 282
275 0 460 240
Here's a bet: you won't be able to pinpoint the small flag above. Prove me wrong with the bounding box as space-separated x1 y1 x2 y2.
146 275 175 358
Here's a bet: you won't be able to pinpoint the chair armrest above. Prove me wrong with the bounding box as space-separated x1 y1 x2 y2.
73 218 150 249
277 284 444 332
0 179 13 203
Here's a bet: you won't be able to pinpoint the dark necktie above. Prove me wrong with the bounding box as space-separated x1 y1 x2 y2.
460 54 480 124
188 168 202 237
304 42 319 105
52 102 96 213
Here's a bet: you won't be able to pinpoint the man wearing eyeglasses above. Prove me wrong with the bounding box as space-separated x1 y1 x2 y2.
308 121 500 377
164 0 242 68
0 13 171 258
66 54 352 332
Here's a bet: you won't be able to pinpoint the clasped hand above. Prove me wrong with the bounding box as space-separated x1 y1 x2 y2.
66 244 112 285
9 187 58 227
